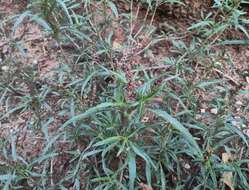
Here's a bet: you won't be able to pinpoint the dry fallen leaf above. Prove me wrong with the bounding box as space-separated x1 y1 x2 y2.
39 59 59 77
139 183 153 190
222 153 233 163
235 101 243 106
245 50 249 57
221 153 234 190
112 41 122 50
222 172 234 190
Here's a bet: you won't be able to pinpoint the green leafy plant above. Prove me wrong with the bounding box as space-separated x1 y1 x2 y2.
1 0 249 189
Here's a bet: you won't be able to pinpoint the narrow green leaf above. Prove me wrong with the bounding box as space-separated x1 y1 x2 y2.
94 136 122 147
61 102 123 128
219 39 249 45
10 135 17 161
196 80 223 89
42 117 54 142
188 20 213 30
129 142 155 168
227 125 249 147
31 15 52 31
1 103 27 120
160 164 166 190
238 25 249 39
150 109 202 157
74 178 80 190
81 149 103 160
12 11 31 36
128 151 136 190
32 153 59 164
0 174 16 181
107 1 119 18
57 0 73 25
42 134 61 154
80 71 99 96
145 163 152 186
239 90 249 94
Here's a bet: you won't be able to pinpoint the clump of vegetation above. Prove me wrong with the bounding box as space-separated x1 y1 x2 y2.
0 0 249 189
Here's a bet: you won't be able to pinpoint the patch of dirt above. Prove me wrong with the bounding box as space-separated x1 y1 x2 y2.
0 1 62 161
1 22 59 77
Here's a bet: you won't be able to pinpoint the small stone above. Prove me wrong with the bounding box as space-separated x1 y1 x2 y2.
1 65 9 71
33 59 38 64
200 109 206 113
184 163 191 169
112 41 122 50
235 101 243 106
210 108 218 115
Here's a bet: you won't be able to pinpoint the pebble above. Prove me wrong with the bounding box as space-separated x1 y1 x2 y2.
184 163 191 169
33 59 38 64
235 101 243 106
200 109 206 113
1 65 9 71
210 108 218 115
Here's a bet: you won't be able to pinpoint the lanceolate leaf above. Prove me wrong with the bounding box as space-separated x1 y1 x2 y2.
150 109 202 157
57 0 73 25
61 102 123 128
0 174 16 181
128 151 136 190
129 142 156 168
93 136 123 147
12 11 31 37
107 1 119 18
